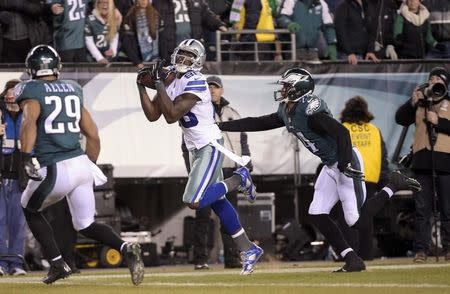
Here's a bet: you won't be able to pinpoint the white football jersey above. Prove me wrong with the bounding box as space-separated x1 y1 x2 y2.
165 70 222 150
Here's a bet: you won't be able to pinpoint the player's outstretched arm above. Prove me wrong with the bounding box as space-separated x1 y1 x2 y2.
137 82 162 122
19 100 40 154
80 106 100 163
219 112 285 132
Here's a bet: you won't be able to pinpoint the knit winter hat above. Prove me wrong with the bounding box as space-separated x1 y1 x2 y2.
429 67 450 87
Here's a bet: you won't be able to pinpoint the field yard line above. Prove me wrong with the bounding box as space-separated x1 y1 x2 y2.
2 280 449 289
115 282 450 288
1 262 450 284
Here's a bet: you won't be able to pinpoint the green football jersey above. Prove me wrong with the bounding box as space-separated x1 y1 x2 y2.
50 0 90 51
85 13 110 54
15 79 85 167
277 94 338 166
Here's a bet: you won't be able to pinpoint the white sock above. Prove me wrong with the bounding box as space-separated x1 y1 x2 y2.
51 255 62 262
120 242 128 252
340 248 353 258
382 186 394 198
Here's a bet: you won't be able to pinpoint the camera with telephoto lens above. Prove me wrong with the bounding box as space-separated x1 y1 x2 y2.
418 82 448 101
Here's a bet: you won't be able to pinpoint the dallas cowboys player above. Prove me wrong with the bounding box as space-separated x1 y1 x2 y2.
219 68 421 272
136 39 263 275
16 45 144 285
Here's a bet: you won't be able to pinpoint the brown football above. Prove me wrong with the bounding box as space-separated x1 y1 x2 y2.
138 71 157 89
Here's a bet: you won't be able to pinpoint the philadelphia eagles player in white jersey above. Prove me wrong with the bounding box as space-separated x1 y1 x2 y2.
136 39 263 275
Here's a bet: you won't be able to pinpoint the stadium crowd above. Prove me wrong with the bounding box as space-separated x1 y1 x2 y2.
0 0 449 65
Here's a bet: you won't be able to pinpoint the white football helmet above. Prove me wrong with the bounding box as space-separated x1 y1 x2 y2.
170 39 206 73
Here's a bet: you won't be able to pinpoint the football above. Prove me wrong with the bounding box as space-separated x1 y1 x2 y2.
137 69 157 89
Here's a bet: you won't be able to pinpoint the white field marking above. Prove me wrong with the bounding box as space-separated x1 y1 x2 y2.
1 280 449 289
2 262 450 284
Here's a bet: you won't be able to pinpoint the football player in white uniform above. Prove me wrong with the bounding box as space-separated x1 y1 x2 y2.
136 39 263 275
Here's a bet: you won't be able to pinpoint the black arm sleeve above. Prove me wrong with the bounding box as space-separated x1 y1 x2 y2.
435 117 450 135
307 112 352 171
395 99 416 126
240 132 251 156
219 112 285 132
379 133 390 185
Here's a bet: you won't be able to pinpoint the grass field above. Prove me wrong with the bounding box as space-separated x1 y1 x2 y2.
1 259 450 294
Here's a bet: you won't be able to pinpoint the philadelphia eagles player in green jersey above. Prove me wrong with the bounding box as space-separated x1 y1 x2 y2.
219 68 421 272
16 45 144 285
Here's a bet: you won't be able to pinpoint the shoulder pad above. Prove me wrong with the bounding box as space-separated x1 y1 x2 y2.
305 96 322 116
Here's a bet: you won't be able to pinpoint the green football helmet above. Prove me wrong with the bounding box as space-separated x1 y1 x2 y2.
25 45 62 79
274 68 315 102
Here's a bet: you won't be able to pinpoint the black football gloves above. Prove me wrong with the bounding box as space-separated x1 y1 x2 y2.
150 59 167 83
342 163 365 181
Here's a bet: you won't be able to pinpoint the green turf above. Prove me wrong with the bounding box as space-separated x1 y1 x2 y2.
1 260 450 294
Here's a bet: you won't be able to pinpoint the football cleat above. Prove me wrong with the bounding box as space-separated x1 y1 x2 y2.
233 167 257 203
387 170 422 192
240 243 264 275
194 263 210 270
42 259 72 284
333 251 366 273
122 243 145 286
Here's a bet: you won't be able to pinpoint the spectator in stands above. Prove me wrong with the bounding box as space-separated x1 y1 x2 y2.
367 0 399 60
231 0 277 61
152 0 227 61
423 0 450 59
204 0 233 61
0 79 27 276
121 0 159 68
393 0 436 59
334 0 380 65
0 0 50 63
339 96 390 260
324 0 339 15
114 0 134 18
48 0 89 62
85 0 122 64
277 0 337 61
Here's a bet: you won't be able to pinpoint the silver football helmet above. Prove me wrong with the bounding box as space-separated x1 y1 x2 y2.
170 39 206 73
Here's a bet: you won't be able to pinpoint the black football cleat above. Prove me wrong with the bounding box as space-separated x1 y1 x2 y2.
333 251 366 273
122 243 145 286
387 170 422 192
42 260 72 284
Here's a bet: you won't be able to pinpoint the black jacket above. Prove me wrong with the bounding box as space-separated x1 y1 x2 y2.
395 97 450 173
153 0 225 61
0 0 51 46
334 0 375 55
423 0 450 42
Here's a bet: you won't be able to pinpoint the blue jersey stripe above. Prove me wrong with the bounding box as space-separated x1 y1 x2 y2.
184 86 207 91
186 80 206 86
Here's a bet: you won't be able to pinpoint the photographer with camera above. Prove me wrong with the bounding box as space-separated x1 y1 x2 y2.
0 79 27 276
395 67 450 262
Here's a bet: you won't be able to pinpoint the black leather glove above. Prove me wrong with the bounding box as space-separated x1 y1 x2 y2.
20 152 43 183
342 163 364 181
150 59 167 82
136 66 153 86
246 160 253 172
